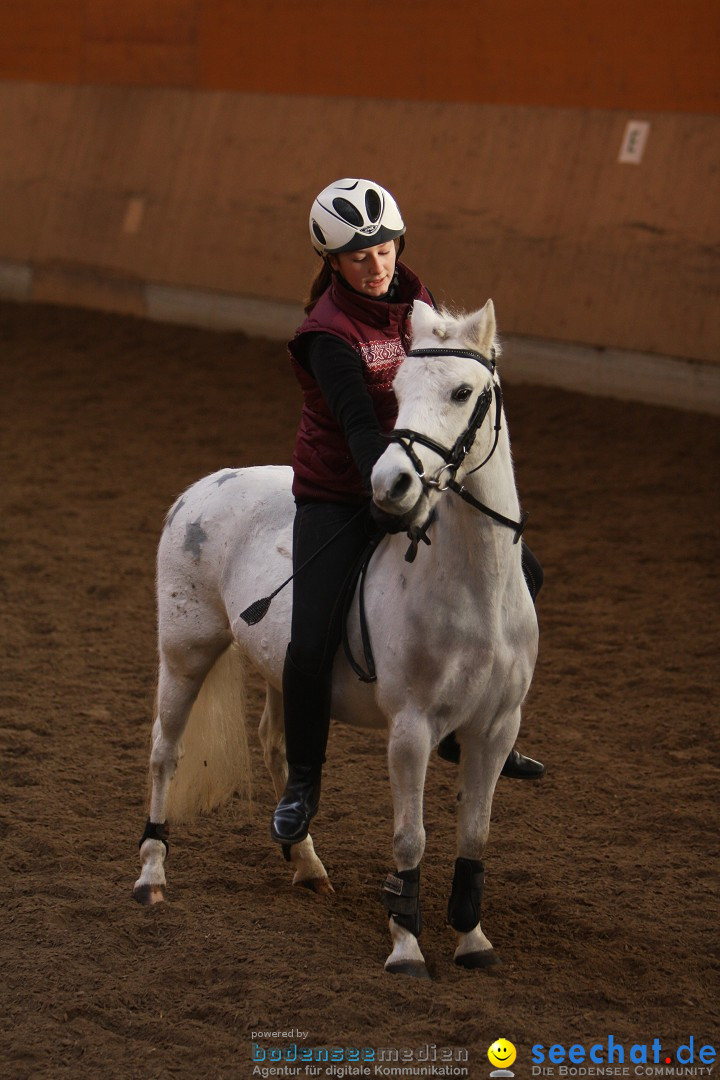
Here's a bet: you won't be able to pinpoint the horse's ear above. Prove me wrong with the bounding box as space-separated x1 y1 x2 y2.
464 299 497 356
409 300 438 343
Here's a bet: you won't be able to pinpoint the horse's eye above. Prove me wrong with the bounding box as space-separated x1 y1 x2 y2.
452 385 473 403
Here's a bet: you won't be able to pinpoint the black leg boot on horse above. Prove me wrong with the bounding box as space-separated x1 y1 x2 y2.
438 541 546 779
271 648 331 846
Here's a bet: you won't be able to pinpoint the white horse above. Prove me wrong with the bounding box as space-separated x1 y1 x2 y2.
133 300 538 978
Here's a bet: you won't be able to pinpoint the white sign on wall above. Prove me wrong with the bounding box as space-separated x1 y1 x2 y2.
618 120 651 164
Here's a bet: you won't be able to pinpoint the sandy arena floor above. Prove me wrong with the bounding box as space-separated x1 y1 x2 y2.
0 300 717 1078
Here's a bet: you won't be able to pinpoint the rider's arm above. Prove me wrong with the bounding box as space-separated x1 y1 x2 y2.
304 332 388 493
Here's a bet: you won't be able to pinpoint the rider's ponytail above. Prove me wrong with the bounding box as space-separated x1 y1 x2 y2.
304 258 333 314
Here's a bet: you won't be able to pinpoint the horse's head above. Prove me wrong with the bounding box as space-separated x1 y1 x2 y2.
372 300 501 529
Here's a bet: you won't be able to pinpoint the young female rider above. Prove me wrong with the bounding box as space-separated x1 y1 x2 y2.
271 178 544 847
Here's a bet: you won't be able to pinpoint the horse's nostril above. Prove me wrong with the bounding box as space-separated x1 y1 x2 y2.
389 472 413 501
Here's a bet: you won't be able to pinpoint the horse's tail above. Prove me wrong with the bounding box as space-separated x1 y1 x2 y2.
162 644 252 824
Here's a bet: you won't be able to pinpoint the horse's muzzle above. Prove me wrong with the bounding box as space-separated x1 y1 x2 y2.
371 445 427 522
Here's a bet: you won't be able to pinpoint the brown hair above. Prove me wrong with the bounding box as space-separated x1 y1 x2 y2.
304 258 333 314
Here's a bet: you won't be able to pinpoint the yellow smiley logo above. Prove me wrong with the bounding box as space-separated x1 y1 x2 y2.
488 1040 517 1069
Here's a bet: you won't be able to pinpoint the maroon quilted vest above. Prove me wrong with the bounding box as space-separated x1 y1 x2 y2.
289 262 433 502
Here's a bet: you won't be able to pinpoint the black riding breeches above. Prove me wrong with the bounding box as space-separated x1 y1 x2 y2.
283 500 375 766
282 498 544 768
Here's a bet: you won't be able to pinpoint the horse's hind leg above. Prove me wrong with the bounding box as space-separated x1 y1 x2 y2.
258 683 331 894
450 712 519 969
382 714 432 979
133 630 229 905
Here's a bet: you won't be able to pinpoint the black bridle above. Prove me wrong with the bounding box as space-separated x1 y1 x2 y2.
342 344 529 681
387 346 528 544
243 344 529 686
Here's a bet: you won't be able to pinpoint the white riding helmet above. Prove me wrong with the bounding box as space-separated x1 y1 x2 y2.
309 178 406 255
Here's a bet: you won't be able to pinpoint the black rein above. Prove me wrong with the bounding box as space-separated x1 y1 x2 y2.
343 343 528 681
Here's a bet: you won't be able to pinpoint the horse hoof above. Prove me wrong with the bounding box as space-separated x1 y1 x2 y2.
385 960 432 981
132 883 167 906
454 949 501 971
296 875 335 895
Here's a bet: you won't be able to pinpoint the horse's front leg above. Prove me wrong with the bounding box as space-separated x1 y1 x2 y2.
382 713 432 979
449 709 519 969
258 682 332 894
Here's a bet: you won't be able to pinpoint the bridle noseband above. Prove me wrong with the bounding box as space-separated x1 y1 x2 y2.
391 347 497 492
245 344 529 685
342 343 529 682
387 346 527 543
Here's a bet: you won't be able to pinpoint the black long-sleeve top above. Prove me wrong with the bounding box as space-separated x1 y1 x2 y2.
300 332 390 493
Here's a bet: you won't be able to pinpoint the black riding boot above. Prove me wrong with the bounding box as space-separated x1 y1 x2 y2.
271 762 322 845
521 541 544 603
436 733 546 778
270 648 331 846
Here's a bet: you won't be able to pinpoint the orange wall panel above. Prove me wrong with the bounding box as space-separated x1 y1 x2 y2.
197 0 720 113
82 0 198 87
0 0 83 84
83 0 198 43
1 83 717 361
81 41 197 88
0 0 717 112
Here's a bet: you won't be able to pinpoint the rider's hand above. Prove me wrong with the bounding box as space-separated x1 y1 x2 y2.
368 502 408 536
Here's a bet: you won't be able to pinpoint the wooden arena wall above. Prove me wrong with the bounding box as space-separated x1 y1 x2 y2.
0 1 718 374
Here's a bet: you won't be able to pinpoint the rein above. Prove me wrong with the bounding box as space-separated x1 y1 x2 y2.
446 479 528 544
389 346 525 538
242 343 529 684
344 344 528 682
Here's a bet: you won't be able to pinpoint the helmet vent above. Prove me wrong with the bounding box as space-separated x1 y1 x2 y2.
332 197 364 227
365 188 382 223
312 222 326 246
